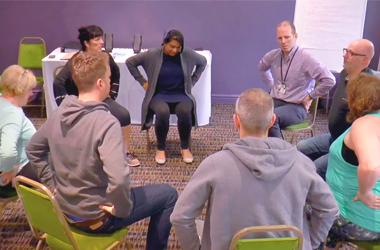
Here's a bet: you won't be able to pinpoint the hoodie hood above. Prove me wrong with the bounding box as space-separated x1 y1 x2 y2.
223 136 298 181
59 95 109 127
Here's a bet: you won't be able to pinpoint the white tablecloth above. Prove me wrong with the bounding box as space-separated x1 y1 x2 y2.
42 48 212 126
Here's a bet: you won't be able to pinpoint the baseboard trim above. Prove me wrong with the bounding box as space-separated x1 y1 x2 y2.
211 94 239 104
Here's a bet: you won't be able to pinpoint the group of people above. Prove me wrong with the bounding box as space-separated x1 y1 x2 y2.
54 26 207 165
0 20 380 250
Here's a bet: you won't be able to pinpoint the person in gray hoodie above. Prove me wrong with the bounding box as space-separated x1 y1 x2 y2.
26 52 177 250
170 88 339 250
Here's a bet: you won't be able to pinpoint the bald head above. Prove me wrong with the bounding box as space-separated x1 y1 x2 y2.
350 39 375 60
344 39 375 74
235 89 274 136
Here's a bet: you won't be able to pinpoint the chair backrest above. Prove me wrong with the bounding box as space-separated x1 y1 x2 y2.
18 37 46 69
53 65 65 79
229 225 303 250
13 176 80 249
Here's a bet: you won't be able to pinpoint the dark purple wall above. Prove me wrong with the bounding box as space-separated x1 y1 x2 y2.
1 1 379 104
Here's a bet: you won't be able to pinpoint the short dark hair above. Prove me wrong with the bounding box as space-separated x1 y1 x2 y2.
78 25 103 51
71 52 109 93
162 29 184 53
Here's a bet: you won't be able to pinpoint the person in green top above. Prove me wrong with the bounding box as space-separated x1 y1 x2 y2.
325 73 380 249
0 65 40 194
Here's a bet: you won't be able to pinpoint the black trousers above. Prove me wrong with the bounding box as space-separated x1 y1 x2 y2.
148 99 193 150
104 97 131 127
0 162 39 197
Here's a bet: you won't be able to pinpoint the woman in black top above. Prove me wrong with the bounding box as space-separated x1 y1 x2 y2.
126 30 207 164
53 25 140 167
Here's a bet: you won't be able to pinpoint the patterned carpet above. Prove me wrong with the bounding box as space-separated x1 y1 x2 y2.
1 104 333 249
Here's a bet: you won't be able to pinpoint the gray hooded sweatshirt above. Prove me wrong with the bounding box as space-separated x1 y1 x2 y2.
26 95 132 220
170 136 338 250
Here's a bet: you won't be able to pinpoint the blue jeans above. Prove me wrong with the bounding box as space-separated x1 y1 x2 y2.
269 99 307 138
76 184 178 250
297 133 331 180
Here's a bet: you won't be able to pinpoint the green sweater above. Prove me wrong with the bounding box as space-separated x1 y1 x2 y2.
327 113 380 232
0 97 35 182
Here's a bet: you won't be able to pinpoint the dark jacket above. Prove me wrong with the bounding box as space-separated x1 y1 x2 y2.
328 67 373 141
53 52 120 105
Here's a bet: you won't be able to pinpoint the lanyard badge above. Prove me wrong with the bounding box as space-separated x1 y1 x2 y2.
279 47 299 94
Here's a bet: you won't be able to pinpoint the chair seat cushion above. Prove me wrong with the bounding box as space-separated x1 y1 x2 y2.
46 226 127 250
236 237 298 250
283 121 309 130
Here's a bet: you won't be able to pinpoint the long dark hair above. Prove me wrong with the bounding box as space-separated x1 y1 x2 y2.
78 25 103 51
162 29 184 53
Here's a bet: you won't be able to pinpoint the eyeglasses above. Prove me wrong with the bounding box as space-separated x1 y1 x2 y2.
343 48 366 57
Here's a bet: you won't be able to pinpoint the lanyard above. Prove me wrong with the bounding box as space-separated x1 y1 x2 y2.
280 47 299 86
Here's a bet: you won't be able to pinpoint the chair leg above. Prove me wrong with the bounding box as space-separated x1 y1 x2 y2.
35 233 47 250
146 130 151 152
310 129 315 137
36 239 44 250
40 85 45 118
290 131 298 144
0 203 6 217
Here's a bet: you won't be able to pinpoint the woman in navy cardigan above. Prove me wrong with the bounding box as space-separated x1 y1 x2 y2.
126 30 207 165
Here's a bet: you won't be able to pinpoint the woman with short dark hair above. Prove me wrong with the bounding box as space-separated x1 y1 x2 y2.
53 25 140 167
126 29 207 164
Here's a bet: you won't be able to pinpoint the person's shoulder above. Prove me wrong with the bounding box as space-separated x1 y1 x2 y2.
365 67 376 75
203 149 238 169
264 48 281 58
298 47 317 59
104 51 115 60
352 114 380 130
146 46 162 54
182 47 194 54
291 150 318 173
0 104 23 122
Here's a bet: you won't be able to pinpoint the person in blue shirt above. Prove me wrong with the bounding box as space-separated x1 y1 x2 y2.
0 65 39 194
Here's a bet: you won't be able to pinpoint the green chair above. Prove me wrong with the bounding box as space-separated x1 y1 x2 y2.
18 37 47 118
13 176 130 250
335 240 380 250
229 225 303 250
281 96 319 144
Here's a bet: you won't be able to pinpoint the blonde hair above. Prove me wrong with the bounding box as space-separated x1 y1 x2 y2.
0 65 37 96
